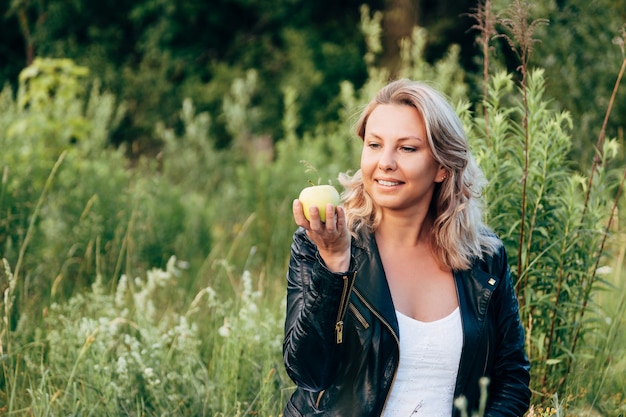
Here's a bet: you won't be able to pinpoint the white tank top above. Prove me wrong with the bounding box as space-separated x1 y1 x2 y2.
381 307 463 417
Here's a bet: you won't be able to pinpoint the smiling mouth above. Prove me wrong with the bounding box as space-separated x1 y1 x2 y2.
377 179 402 186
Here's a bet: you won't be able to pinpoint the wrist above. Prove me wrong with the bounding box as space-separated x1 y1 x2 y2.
317 250 351 273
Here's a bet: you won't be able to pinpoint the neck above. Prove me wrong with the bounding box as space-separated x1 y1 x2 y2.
375 211 433 247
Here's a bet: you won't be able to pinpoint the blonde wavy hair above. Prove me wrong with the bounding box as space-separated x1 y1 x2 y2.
339 79 500 271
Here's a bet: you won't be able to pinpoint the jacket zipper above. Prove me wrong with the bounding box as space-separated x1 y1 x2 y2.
453 272 494 402
349 303 370 329
453 274 465 402
482 330 490 376
481 276 495 376
353 288 399 411
335 273 355 344
315 390 325 408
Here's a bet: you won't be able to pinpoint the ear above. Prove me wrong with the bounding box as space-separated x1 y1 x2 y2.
435 166 448 183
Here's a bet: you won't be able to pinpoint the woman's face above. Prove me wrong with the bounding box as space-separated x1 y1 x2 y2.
361 103 446 217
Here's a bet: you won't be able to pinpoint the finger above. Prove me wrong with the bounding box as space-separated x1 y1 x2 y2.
292 199 310 227
335 205 347 231
307 206 324 231
324 203 338 230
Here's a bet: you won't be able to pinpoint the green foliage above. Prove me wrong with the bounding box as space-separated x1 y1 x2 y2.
467 2 626 408
488 0 626 167
1 0 375 153
529 0 626 166
470 68 624 407
0 57 217 311
204 268 288 416
397 27 468 102
1 256 288 415
0 58 127 285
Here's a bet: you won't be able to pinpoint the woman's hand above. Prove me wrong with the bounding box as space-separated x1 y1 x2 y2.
293 199 351 272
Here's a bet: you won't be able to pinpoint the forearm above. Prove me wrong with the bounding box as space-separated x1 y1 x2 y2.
283 231 356 390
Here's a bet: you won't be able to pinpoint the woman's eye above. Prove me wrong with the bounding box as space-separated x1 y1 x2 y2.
401 146 417 152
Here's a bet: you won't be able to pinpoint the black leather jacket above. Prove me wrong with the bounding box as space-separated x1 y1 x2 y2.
283 227 531 417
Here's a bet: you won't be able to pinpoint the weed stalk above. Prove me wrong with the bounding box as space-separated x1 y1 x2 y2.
14 151 67 284
583 28 626 213
496 0 548 309
468 0 497 145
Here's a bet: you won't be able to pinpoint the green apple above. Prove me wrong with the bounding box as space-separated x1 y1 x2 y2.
298 184 340 222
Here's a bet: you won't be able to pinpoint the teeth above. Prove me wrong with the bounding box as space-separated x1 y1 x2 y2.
378 180 400 186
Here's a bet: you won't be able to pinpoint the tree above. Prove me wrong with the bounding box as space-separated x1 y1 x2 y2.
1 0 383 155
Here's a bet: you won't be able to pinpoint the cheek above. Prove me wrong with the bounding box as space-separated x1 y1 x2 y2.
360 149 377 170
359 152 371 172
359 157 375 186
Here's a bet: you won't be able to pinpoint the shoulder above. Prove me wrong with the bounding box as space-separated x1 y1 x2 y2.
475 228 508 276
481 227 506 255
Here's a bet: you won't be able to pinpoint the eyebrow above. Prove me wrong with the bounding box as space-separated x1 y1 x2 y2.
365 133 425 143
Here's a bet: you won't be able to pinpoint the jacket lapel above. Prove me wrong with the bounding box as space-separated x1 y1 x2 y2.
454 264 499 396
351 232 399 334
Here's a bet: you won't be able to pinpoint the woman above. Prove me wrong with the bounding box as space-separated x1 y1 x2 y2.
283 79 531 417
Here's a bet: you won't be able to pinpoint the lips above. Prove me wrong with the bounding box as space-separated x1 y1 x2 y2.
376 179 402 186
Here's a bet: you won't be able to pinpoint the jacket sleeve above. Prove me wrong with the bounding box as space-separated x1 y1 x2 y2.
487 244 532 417
282 227 356 391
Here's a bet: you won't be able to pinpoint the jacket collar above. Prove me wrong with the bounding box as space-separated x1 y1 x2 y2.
350 229 500 336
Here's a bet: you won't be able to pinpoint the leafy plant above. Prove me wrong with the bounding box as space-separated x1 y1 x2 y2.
468 0 626 406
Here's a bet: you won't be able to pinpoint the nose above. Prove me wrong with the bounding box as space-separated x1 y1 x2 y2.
378 149 396 171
